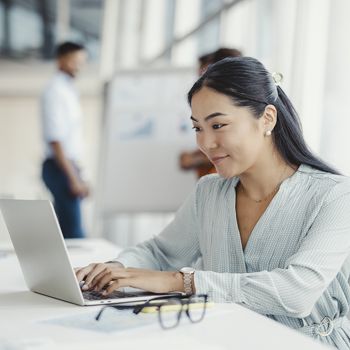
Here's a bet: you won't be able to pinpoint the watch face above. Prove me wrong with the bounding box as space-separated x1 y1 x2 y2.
181 267 195 274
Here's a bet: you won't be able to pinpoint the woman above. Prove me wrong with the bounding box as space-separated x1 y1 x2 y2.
76 57 350 349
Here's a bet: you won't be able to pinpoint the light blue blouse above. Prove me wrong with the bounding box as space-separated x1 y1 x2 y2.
116 164 350 349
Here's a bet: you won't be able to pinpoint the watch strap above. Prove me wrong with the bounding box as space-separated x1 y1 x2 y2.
183 273 193 295
180 267 195 295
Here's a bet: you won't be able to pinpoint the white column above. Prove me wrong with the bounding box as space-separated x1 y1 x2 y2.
320 0 350 174
220 0 258 57
99 0 120 81
140 0 167 63
172 0 201 66
118 0 143 68
289 0 331 154
56 0 70 42
255 0 297 94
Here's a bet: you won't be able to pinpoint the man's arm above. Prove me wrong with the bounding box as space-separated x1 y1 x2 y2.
50 141 89 198
179 150 209 169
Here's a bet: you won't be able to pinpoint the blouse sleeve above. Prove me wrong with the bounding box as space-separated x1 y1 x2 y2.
194 179 350 318
115 185 201 271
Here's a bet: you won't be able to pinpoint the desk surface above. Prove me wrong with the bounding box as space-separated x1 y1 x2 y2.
0 239 328 350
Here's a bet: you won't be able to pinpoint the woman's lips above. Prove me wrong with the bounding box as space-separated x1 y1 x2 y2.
211 155 229 165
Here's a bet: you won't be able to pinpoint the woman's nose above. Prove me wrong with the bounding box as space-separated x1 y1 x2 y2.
198 133 218 153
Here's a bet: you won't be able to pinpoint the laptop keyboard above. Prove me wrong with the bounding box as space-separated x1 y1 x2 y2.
83 290 140 300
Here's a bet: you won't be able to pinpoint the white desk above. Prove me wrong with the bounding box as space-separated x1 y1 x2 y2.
0 239 328 350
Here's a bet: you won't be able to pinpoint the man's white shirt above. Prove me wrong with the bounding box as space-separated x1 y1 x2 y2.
41 71 83 163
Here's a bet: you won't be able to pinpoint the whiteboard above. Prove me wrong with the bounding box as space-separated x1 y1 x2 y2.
97 67 198 214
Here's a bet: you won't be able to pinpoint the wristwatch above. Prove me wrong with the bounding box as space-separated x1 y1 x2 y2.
180 267 195 295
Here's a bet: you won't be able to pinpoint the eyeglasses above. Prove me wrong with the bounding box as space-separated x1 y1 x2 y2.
95 294 208 330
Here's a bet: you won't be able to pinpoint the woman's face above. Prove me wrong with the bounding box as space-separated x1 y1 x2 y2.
190 86 270 178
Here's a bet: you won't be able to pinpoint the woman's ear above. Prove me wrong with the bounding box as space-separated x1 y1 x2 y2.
262 104 277 132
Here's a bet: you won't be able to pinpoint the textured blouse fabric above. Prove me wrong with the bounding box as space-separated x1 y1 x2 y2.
116 164 350 349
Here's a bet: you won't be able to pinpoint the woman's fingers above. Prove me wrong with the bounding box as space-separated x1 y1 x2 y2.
75 262 130 289
89 269 111 290
94 269 131 291
81 264 108 289
89 264 127 290
75 265 94 283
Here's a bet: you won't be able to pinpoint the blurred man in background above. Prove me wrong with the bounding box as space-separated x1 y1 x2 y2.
41 41 89 239
180 47 242 178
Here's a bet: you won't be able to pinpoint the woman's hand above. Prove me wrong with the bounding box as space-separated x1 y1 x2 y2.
75 262 184 295
75 262 124 289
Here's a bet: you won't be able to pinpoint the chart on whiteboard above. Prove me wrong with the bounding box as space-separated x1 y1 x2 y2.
114 110 193 142
108 70 196 144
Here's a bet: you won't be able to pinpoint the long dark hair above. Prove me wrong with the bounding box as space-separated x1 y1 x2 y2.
188 57 340 175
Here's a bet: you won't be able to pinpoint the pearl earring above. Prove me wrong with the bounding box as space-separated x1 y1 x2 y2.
265 130 272 136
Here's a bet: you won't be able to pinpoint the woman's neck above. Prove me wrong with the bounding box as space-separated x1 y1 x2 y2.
238 156 297 201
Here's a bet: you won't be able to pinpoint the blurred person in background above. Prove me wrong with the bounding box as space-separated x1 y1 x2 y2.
180 47 242 178
41 41 89 239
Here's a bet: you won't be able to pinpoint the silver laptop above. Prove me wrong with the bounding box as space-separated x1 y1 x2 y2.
0 199 179 306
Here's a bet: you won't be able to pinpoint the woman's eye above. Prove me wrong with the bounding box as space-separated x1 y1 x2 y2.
192 126 201 132
212 123 225 130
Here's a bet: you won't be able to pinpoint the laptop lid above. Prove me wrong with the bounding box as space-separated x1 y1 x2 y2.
0 199 85 305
